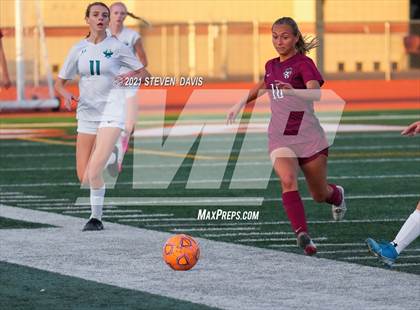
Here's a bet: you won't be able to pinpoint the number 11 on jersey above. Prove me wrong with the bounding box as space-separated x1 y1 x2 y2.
89 60 100 75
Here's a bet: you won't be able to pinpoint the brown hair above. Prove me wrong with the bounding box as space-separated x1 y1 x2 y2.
85 2 110 18
85 2 110 38
272 17 319 54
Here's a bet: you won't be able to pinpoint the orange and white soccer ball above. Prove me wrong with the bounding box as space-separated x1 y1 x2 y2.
163 234 200 271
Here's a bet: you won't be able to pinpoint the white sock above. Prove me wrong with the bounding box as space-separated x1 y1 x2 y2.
392 209 420 254
90 185 105 221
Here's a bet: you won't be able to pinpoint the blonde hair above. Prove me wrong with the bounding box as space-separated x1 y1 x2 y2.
110 2 150 26
273 17 319 54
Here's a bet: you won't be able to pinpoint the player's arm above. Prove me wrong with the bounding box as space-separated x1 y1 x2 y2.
117 44 151 83
226 80 266 124
134 38 148 67
54 78 79 111
0 37 11 89
279 80 321 101
401 121 420 136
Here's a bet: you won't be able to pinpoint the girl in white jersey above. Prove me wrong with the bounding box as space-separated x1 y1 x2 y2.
108 2 149 171
55 2 150 231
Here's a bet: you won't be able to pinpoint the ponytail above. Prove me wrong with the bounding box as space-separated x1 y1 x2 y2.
127 11 150 27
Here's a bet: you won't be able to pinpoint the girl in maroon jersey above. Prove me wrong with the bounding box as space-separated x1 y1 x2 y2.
227 17 346 256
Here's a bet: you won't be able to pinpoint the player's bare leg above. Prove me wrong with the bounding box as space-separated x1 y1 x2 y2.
84 127 121 231
76 133 96 186
301 154 346 221
272 151 317 255
119 95 138 172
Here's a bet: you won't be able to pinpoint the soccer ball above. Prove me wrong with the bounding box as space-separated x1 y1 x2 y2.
163 234 200 271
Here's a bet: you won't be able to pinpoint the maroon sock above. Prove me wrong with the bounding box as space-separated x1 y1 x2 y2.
326 184 342 206
281 191 308 235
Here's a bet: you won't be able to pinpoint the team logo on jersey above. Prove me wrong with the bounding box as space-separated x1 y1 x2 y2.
283 67 293 79
103 49 114 58
80 48 87 55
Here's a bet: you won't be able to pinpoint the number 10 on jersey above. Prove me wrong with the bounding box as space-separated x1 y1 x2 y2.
89 60 100 75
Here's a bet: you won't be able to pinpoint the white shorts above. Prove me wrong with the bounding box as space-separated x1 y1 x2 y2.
77 119 125 135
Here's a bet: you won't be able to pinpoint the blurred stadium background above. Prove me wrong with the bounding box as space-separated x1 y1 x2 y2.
0 0 419 102
0 1 420 308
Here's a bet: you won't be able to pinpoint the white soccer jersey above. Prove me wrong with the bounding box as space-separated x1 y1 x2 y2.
58 36 143 122
106 27 140 56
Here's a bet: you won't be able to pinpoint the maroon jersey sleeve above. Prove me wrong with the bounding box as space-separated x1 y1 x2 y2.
264 59 274 86
299 59 324 87
0 29 3 39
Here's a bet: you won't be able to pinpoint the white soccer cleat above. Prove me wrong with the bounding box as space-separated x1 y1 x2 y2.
332 185 347 221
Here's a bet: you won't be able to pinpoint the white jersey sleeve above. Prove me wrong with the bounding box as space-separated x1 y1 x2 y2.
118 43 144 71
129 31 141 50
58 44 81 80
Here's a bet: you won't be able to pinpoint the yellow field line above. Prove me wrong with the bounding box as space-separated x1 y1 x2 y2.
1 122 76 128
17 137 219 160
19 137 76 146
131 148 217 160
15 137 420 160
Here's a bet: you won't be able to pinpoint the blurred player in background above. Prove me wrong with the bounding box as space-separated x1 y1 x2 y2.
0 29 11 89
227 17 346 256
366 121 420 267
108 2 149 172
55 2 150 231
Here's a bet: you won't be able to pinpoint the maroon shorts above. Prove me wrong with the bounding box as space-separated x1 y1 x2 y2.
297 147 329 166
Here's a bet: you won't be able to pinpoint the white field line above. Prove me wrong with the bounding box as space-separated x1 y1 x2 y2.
201 145 420 153
2 173 420 188
269 243 366 248
36 206 115 210
103 213 173 219
0 132 416 147
38 206 92 210
63 209 143 214
318 249 420 254
2 157 420 172
0 192 22 196
0 152 74 158
393 263 420 267
171 227 259 232
343 255 420 260
1 198 70 203
118 217 197 222
266 194 420 202
74 197 265 207
237 237 328 242
1 143 419 158
145 218 408 228
88 194 420 205
0 195 46 199
28 203 89 207
203 231 294 237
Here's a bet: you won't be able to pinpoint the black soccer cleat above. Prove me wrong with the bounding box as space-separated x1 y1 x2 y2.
82 218 104 231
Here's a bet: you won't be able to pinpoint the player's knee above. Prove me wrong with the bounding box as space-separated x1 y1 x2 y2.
310 190 329 203
279 174 297 191
87 165 101 184
125 124 135 135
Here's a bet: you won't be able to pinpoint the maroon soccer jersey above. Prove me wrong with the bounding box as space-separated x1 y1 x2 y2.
0 29 3 39
264 53 328 157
